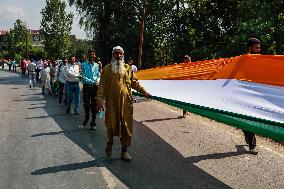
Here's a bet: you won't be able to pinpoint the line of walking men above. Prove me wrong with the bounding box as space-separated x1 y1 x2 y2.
26 47 147 161
25 42 259 161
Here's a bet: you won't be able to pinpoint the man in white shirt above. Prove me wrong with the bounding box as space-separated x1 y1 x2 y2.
127 57 138 72
39 63 51 95
65 55 80 115
36 59 43 81
54 57 67 104
127 57 138 103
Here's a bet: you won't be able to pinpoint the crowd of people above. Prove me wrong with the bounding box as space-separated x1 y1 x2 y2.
1 39 260 159
0 58 19 72
1 46 149 161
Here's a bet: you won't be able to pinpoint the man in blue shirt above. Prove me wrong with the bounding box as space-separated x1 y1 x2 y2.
81 49 102 129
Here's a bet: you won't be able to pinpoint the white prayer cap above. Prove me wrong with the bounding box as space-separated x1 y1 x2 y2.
112 46 124 54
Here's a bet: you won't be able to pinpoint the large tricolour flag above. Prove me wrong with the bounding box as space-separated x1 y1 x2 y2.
135 54 284 141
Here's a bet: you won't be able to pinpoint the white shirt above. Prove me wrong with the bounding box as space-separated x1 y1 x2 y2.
65 63 80 82
40 67 50 79
54 64 67 83
131 65 138 72
36 60 43 70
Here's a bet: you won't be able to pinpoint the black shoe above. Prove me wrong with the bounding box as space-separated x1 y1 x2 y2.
74 112 79 115
66 107 70 114
249 146 258 155
183 110 188 117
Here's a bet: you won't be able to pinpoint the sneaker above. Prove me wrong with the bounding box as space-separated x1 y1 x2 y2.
249 146 258 155
66 107 70 114
121 152 132 161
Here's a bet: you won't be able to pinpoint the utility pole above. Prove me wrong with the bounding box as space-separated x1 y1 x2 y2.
25 29 28 58
138 0 146 70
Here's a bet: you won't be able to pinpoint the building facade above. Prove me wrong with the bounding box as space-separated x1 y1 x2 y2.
0 29 43 50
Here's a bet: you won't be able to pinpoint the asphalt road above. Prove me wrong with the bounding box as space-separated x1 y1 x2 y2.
0 69 283 189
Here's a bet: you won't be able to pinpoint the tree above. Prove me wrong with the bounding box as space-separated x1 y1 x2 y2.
70 0 284 68
69 38 92 61
69 0 142 65
6 19 33 59
40 0 73 59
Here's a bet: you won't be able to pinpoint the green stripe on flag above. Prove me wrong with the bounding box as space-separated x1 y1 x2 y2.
133 92 284 142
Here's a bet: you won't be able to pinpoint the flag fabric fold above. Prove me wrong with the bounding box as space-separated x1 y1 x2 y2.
135 54 284 141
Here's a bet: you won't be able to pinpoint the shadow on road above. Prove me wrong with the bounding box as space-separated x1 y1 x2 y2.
29 96 239 188
141 116 185 123
1 70 238 188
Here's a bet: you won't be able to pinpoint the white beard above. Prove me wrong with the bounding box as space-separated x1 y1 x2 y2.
111 58 126 75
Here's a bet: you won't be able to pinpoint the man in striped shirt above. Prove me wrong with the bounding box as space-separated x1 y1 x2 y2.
27 60 37 88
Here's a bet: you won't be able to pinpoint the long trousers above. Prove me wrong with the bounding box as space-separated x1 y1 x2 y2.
82 84 98 119
66 81 80 113
41 76 51 94
22 69 26 76
12 65 16 72
242 130 256 149
58 82 67 104
107 123 132 148
28 72 36 87
35 69 41 81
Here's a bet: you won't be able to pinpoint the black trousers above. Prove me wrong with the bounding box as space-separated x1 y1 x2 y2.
83 84 98 119
22 69 26 76
58 82 67 104
35 69 41 81
242 130 256 149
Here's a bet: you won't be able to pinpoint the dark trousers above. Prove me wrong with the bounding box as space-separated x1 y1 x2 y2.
51 78 59 95
35 69 41 81
242 130 256 149
83 84 98 119
22 69 26 76
8 64 12 71
58 82 67 104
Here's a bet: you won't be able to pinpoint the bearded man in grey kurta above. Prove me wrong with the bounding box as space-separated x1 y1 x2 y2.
97 46 150 161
